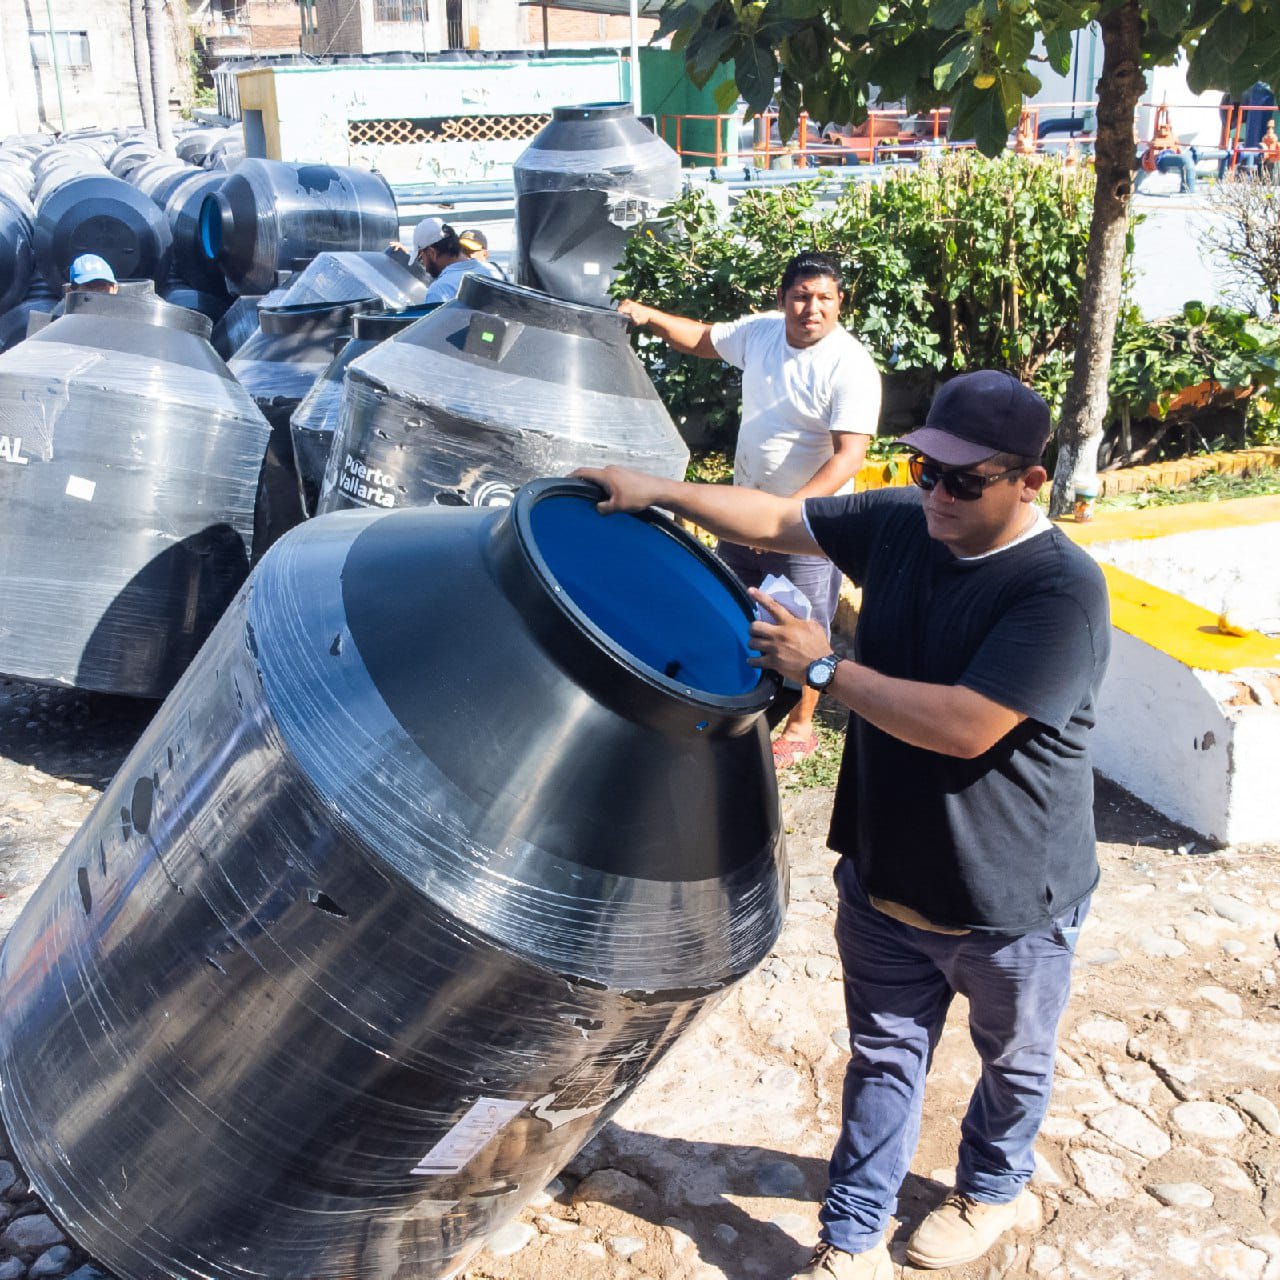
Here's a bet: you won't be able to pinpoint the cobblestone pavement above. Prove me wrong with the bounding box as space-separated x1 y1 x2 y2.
1 678 1278 1280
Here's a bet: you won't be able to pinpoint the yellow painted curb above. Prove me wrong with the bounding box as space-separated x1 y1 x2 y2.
1098 563 1280 673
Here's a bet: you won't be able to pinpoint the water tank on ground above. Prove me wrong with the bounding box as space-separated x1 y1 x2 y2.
199 160 400 295
514 102 681 307
0 478 786 1280
0 289 271 696
317 274 688 515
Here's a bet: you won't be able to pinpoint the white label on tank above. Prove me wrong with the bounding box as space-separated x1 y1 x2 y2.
410 1098 525 1176
0 436 29 465
65 475 96 501
582 261 601 276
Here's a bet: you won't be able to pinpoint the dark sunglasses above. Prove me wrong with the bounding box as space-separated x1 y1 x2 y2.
908 453 1025 501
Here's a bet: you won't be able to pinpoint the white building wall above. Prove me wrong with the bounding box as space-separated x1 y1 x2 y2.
1 0 188 137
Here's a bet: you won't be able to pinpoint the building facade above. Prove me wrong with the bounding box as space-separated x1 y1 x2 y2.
0 0 190 137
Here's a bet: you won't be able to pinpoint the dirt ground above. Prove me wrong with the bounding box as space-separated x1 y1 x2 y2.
1 681 1278 1280
463 782 1280 1280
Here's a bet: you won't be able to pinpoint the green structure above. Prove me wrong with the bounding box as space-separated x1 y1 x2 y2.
640 48 737 167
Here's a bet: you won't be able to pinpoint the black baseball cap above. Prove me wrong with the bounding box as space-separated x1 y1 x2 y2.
896 370 1051 466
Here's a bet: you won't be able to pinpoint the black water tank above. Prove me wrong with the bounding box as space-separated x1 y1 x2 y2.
290 306 435 516
0 194 34 313
164 170 230 294
210 292 265 359
231 296 375 557
0 289 271 696
199 159 400 294
160 283 232 323
318 274 689 514
34 173 174 288
107 138 161 180
514 102 682 306
0 477 786 1280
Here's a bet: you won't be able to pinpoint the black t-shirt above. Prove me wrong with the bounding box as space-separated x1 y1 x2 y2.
805 487 1110 933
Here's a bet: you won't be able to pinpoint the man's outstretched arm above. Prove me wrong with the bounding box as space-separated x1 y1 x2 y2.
574 466 821 557
616 300 719 358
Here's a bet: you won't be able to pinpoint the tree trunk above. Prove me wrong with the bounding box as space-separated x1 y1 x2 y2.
144 0 174 153
130 0 157 142
1048 2 1146 516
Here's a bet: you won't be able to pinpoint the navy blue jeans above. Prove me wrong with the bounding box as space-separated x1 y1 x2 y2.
820 859 1088 1255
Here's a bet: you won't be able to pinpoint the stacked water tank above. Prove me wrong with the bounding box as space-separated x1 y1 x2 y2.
513 102 682 307
0 288 271 697
318 273 689 514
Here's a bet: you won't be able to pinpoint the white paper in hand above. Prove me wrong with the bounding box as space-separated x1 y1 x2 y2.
755 573 812 623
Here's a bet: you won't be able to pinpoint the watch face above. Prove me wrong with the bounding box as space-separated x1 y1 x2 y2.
808 657 836 689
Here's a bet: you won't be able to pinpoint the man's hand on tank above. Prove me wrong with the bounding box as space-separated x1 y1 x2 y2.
572 466 663 514
616 299 648 329
747 591 831 682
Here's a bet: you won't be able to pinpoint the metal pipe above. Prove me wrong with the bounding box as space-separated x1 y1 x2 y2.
629 0 640 114
41 0 68 133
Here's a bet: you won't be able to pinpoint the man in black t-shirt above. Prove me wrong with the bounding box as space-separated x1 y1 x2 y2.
576 370 1110 1280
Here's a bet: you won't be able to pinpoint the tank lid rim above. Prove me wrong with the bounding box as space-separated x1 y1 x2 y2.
507 477 780 717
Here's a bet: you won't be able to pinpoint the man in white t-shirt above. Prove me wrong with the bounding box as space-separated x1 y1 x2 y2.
618 251 881 766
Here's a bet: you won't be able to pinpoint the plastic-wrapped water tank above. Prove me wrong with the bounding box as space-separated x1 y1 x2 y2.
231 296 375 557
0 477 786 1280
210 292 266 359
0 289 271 696
0 194 34 313
290 307 435 516
199 159 400 294
514 102 682 306
35 173 174 289
318 275 689 514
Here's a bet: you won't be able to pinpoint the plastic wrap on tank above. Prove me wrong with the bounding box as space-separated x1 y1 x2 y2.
514 102 682 306
34 173 174 288
0 193 34 313
265 250 429 311
199 159 400 294
0 280 57 353
165 170 231 295
290 307 436 516
0 477 787 1280
210 292 266 359
0 288 271 696
318 275 688 514
231 297 375 558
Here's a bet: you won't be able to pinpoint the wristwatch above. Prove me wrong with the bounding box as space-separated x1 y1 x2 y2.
806 653 842 691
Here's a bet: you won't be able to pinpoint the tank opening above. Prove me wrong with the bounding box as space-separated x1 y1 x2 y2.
529 493 760 698
198 195 223 262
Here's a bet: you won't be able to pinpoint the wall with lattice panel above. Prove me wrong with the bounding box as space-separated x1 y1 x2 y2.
348 112 551 146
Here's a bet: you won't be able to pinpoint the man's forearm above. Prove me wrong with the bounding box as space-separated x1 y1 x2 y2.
790 434 871 501
828 661 1024 759
617 300 716 358
581 468 819 555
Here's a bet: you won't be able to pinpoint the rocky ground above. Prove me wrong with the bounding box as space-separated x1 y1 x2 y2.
0 679 1278 1280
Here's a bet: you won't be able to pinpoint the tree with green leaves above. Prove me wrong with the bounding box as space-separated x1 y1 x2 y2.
661 0 1280 512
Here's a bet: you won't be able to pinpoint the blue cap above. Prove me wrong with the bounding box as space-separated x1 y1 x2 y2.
69 254 117 286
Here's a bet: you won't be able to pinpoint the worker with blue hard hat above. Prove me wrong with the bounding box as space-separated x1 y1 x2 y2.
68 255 118 294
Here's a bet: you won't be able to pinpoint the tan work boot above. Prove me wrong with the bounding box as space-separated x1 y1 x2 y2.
904 1189 1041 1268
791 1239 894 1279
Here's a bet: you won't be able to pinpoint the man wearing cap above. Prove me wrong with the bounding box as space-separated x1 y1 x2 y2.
410 217 501 303
575 370 1109 1279
68 254 118 294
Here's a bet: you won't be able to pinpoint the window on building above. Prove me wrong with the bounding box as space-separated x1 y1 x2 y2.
374 0 427 21
29 30 91 69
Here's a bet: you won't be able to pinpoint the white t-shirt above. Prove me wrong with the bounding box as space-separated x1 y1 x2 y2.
425 257 503 304
709 312 881 496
